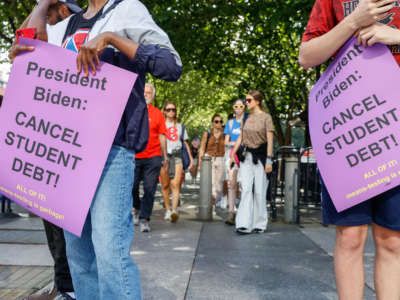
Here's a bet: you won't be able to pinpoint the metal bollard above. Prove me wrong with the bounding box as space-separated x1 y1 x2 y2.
283 147 300 223
198 155 212 220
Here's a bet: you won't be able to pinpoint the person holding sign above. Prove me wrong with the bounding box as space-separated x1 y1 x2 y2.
10 0 182 299
299 0 400 299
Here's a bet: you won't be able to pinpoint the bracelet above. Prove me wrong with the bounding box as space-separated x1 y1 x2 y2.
266 155 273 159
266 160 273 164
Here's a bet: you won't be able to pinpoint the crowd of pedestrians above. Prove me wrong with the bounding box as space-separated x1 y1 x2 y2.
4 0 400 299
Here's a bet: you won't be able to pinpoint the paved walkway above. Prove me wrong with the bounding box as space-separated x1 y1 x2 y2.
0 180 376 300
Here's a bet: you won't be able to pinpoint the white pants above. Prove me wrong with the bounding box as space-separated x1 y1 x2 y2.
211 156 224 203
236 152 268 231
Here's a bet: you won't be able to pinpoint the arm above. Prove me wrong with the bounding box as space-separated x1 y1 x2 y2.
159 134 169 172
184 141 194 170
265 131 274 174
113 0 182 81
299 0 395 69
27 0 58 41
224 134 231 147
230 133 242 158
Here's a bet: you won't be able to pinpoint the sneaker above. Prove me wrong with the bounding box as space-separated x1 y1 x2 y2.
54 292 75 300
140 220 151 232
253 228 265 233
133 211 140 226
164 210 172 221
225 212 235 226
26 286 57 300
236 227 251 235
170 210 179 223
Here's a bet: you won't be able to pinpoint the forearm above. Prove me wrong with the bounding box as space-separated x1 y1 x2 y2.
184 141 194 161
231 136 242 156
28 1 52 41
299 16 358 69
107 32 139 61
159 135 168 159
267 132 274 158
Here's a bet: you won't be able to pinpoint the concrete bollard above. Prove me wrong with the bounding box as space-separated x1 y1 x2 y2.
198 155 212 220
283 147 299 223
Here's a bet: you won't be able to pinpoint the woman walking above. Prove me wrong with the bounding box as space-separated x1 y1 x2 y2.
160 101 193 222
231 91 274 234
198 114 225 206
224 99 247 225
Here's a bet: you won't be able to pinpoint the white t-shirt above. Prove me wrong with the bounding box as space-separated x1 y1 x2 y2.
165 122 189 154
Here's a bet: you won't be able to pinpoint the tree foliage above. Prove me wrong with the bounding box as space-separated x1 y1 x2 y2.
0 0 319 145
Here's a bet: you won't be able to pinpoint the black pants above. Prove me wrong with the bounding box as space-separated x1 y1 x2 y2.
43 220 74 292
132 156 162 220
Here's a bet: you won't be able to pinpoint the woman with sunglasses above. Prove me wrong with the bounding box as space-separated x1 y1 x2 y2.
160 101 193 222
223 99 247 225
230 91 275 234
198 114 226 206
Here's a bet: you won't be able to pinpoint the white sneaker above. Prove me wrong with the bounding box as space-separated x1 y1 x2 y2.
133 212 140 226
164 210 172 221
171 210 179 223
140 220 151 232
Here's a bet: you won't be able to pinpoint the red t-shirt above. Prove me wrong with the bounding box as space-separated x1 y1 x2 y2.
136 105 166 159
302 0 400 66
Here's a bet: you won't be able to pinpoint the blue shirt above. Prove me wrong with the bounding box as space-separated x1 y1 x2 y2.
224 119 242 142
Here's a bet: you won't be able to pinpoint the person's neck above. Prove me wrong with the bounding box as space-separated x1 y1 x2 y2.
213 128 222 134
250 106 262 115
86 0 108 18
166 117 175 123
235 113 244 121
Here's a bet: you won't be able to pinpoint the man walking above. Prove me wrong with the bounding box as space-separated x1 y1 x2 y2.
133 83 168 232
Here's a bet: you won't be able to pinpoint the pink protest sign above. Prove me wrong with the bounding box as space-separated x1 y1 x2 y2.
0 39 137 236
309 38 400 212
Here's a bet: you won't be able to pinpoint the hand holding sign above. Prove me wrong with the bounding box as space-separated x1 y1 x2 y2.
0 39 137 236
309 38 400 212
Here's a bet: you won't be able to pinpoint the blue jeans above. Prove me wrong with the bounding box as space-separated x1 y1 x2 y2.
64 146 141 300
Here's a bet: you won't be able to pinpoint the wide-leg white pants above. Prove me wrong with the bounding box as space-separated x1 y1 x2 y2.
236 152 269 232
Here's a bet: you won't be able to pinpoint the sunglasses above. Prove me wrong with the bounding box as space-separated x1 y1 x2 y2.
165 108 176 112
214 120 223 124
245 98 253 103
233 105 245 109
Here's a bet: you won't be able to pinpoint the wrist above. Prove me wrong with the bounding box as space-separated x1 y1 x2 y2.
103 32 115 45
344 13 360 32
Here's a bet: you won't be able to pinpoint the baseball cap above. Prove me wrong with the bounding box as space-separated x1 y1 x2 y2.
59 0 82 13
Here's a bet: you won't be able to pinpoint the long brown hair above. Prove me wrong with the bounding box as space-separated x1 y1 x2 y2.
163 101 178 124
247 90 264 110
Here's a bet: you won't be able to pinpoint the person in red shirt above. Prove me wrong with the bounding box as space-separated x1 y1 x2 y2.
299 0 400 299
132 83 168 233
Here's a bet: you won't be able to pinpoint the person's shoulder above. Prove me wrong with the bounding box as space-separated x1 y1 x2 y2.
114 0 148 16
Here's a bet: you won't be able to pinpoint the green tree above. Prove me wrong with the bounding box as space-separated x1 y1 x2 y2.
0 0 320 146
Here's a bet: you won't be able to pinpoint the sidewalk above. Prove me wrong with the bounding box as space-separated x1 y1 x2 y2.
0 180 376 300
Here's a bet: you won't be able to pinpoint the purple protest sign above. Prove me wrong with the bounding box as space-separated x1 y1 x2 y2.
309 38 400 212
0 39 137 236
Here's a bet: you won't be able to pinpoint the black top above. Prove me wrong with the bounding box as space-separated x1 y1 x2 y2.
62 8 104 44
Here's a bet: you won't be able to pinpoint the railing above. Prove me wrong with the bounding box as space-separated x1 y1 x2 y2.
268 146 321 224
